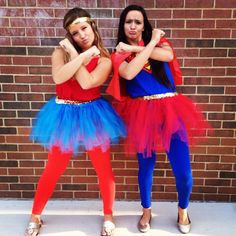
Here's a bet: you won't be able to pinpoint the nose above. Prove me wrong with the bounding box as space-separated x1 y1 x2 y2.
130 21 136 29
79 31 86 39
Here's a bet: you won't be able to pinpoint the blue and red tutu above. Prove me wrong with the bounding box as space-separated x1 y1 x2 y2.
30 97 126 154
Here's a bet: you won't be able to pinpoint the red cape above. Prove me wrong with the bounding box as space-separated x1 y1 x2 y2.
106 37 182 101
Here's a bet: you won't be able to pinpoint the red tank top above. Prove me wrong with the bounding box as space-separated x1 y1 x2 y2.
56 57 101 101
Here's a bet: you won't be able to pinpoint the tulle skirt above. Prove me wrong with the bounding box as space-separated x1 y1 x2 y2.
31 97 126 154
113 93 210 157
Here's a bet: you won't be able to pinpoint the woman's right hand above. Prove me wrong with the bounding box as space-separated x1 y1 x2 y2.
81 45 100 64
150 29 165 45
115 42 133 53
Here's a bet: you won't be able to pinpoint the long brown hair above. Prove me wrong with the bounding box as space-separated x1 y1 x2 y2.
63 7 110 58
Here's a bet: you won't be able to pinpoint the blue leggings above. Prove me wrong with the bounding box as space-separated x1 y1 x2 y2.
137 137 193 209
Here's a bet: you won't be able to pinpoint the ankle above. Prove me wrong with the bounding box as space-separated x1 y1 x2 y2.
178 207 189 224
30 214 41 223
142 208 151 216
178 207 187 216
104 214 113 222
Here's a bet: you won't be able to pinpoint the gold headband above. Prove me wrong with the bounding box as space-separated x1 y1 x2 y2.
68 17 91 30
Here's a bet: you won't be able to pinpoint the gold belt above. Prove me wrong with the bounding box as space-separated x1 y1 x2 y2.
140 92 178 100
55 96 95 105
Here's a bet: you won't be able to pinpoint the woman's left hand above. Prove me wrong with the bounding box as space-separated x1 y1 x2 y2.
151 29 165 45
59 38 78 59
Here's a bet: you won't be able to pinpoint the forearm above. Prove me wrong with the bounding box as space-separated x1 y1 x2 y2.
129 45 173 62
75 57 111 90
52 53 84 84
75 66 95 89
121 40 156 80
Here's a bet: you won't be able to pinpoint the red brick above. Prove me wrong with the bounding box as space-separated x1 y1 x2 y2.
173 9 201 18
9 0 36 6
13 57 41 65
202 29 231 38
204 194 229 201
172 30 200 38
206 163 232 171
186 20 215 29
208 146 234 155
184 58 212 67
0 0 6 6
157 19 185 28
218 187 236 194
198 68 226 76
183 77 210 86
1 66 28 74
155 0 184 8
215 0 236 8
146 9 171 19
0 27 25 36
185 0 214 8
98 0 125 8
203 9 232 18
0 37 10 45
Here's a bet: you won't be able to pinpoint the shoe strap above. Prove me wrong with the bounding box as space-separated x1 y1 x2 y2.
103 220 115 232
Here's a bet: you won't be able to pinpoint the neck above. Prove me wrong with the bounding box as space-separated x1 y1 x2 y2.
127 37 142 46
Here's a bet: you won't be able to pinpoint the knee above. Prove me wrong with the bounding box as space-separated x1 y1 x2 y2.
177 172 193 189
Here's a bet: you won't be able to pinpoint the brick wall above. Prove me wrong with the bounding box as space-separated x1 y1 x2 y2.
0 0 236 202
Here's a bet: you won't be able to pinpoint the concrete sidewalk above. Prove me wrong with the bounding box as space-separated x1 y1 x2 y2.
0 200 235 236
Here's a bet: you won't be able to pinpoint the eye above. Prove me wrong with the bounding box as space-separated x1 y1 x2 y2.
135 20 142 25
125 19 132 24
72 31 78 36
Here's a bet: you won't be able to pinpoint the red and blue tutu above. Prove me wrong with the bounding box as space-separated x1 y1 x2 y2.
31 57 126 154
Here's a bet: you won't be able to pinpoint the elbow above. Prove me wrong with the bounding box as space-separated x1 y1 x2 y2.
80 83 91 90
166 52 174 62
121 71 135 81
52 76 63 85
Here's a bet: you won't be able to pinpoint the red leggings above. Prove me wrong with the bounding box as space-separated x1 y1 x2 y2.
32 146 115 215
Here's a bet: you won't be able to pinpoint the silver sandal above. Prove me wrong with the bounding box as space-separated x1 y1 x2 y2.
25 220 43 236
101 220 115 236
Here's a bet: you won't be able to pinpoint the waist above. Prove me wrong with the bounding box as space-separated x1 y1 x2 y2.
55 96 99 105
137 92 178 100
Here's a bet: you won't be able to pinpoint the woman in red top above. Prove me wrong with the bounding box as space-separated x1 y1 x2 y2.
25 7 125 236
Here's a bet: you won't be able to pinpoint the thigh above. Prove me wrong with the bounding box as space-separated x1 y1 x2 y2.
166 137 191 177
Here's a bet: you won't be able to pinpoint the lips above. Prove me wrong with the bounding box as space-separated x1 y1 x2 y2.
82 39 89 44
129 31 136 35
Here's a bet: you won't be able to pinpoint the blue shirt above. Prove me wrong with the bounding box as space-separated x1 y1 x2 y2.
125 62 176 98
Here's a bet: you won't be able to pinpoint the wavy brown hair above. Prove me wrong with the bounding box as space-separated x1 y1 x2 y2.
63 7 110 58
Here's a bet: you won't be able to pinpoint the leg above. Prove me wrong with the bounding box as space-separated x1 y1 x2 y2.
32 146 72 215
88 147 115 235
137 152 156 231
88 147 115 216
26 146 71 231
137 152 156 209
166 137 192 227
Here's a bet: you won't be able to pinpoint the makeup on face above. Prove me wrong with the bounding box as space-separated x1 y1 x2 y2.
69 21 95 50
124 10 144 43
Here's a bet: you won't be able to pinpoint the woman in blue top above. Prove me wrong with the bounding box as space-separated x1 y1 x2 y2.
107 5 210 234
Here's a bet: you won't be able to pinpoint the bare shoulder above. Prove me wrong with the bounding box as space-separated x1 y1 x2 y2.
52 46 65 58
51 46 67 64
